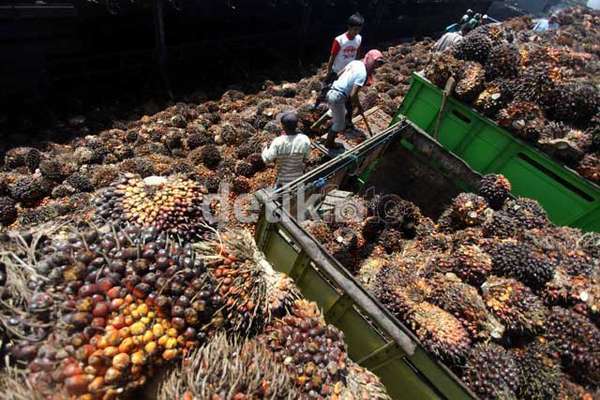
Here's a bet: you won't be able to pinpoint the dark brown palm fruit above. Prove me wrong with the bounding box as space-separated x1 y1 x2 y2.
453 33 493 64
361 216 384 241
478 174 512 210
231 176 251 194
342 362 391 400
9 176 52 204
258 300 349 397
577 154 600 183
482 276 547 336
474 79 514 118
513 339 561 400
120 157 156 178
326 240 357 272
245 153 265 172
514 63 562 106
437 208 459 233
428 273 505 340
455 62 485 103
379 228 404 254
482 211 520 239
489 241 555 291
199 145 221 169
558 375 596 400
450 227 485 248
19 205 60 226
0 196 17 226
547 306 600 385
302 220 332 243
542 268 598 323
158 333 300 400
497 100 546 142
203 174 220 193
51 184 75 199
4 147 41 171
65 172 94 193
235 141 260 159
406 301 471 364
462 343 521 400
234 161 255 178
437 244 492 286
357 256 388 294
424 53 464 88
579 231 600 259
39 159 70 182
538 121 571 144
451 193 489 227
485 44 520 80
502 197 549 230
545 82 599 126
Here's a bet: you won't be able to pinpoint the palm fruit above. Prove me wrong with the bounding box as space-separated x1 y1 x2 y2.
65 172 94 193
450 193 490 228
246 153 266 173
482 211 520 239
447 244 493 286
361 216 384 241
474 79 514 118
356 256 388 294
485 44 520 80
119 157 156 177
258 300 349 398
545 82 599 126
579 231 600 259
546 306 600 385
462 343 521 400
186 130 212 150
577 154 599 183
514 63 563 106
8 176 52 205
379 228 404 254
558 375 596 400
94 174 211 240
39 159 72 182
4 147 41 171
497 100 546 142
482 276 547 336
455 62 485 103
231 176 251 194
489 241 555 291
502 197 550 230
453 33 493 64
469 23 507 45
424 53 464 88
18 205 60 226
302 219 333 243
204 174 220 193
478 174 512 210
235 160 255 177
341 362 391 400
543 268 598 323
513 339 561 400
0 196 17 226
199 144 222 169
405 301 471 364
158 333 300 400
428 273 505 340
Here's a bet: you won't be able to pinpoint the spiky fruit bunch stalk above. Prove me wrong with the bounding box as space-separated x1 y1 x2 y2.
258 300 349 398
474 79 514 118
513 339 561 400
462 343 521 400
489 241 555 291
451 193 490 228
546 306 600 385
158 333 300 400
482 276 547 336
478 174 512 210
341 362 392 400
405 301 471 364
424 53 464 88
543 267 599 322
497 100 546 142
428 273 505 340
95 174 212 240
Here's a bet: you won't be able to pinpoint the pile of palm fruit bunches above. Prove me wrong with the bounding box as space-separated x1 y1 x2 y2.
0 174 391 399
424 6 600 184
303 173 599 400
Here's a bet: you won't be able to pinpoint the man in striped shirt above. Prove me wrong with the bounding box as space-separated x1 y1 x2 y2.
261 112 311 187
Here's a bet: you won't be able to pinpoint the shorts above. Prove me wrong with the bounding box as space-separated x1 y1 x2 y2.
327 89 347 133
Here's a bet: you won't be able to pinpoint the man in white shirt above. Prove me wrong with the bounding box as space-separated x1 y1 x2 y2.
262 112 311 187
325 49 385 149
326 13 364 78
433 25 471 53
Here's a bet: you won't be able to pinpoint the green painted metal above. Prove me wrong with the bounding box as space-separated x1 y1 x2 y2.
396 73 600 232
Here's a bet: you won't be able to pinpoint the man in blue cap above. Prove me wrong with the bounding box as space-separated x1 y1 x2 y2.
262 111 311 187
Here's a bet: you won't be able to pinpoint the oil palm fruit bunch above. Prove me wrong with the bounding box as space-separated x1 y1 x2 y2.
543 268 598 320
482 211 520 239
513 339 562 400
4 147 41 172
546 306 600 385
428 273 505 340
497 100 546 142
424 53 464 88
446 193 490 229
95 174 211 240
341 362 391 400
405 300 471 364
474 79 514 118
482 276 547 336
478 174 512 210
8 175 52 205
257 299 349 398
489 240 556 291
502 197 549 230
577 154 600 183
455 62 485 103
448 244 493 286
544 81 599 126
485 44 520 80
452 33 493 64
356 256 388 294
158 333 300 400
0 196 17 226
379 228 404 254
462 343 521 400
514 63 563 106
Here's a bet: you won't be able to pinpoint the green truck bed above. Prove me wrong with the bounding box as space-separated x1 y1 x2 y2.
397 73 600 232
256 120 488 400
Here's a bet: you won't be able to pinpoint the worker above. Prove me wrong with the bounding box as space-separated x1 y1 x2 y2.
325 50 385 149
533 14 559 32
261 111 311 187
446 9 473 32
314 12 364 118
460 9 474 25
433 24 471 53
466 13 483 30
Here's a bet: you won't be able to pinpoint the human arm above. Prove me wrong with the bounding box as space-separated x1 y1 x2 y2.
326 39 341 76
261 139 280 164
